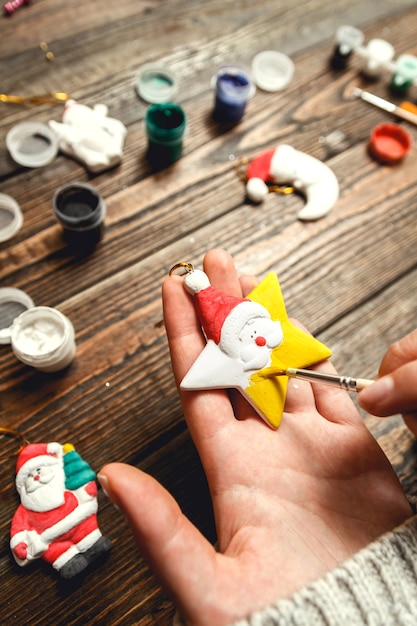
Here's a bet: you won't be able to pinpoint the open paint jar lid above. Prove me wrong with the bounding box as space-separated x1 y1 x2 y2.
368 123 412 164
0 288 34 345
251 50 294 91
0 193 23 241
136 64 179 103
6 121 59 167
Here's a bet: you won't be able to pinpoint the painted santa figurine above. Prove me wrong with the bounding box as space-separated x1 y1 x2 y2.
181 269 283 391
179 266 332 428
10 442 111 579
244 144 339 221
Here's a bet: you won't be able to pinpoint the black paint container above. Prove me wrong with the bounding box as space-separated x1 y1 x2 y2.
53 183 105 252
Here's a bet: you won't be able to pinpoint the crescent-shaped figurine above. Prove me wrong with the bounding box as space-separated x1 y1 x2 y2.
245 144 339 220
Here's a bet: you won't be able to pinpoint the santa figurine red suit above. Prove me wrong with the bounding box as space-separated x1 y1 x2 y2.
10 442 111 579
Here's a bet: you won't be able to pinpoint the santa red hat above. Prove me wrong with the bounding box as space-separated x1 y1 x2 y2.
15 442 63 489
246 148 276 203
184 269 269 357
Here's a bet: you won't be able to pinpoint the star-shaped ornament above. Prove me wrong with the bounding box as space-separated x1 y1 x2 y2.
180 268 332 428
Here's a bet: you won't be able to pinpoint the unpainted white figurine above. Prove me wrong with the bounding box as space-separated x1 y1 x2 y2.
49 100 127 172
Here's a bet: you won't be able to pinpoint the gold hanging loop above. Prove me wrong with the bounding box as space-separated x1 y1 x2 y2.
169 262 194 276
236 157 249 182
268 184 295 195
0 427 29 456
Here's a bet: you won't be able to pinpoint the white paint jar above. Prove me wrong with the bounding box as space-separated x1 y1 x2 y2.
10 306 76 372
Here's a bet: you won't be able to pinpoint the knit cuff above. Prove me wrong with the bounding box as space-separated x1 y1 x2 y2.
231 515 417 626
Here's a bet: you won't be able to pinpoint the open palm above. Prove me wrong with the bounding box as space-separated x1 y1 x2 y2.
100 249 411 626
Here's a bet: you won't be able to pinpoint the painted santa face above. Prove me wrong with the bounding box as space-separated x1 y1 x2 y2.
19 461 66 512
239 317 283 371
25 464 56 493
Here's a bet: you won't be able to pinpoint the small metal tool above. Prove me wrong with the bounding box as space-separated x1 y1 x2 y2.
351 87 417 126
260 366 374 392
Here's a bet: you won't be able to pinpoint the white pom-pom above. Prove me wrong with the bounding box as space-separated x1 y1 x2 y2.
47 442 63 457
246 178 269 203
184 269 211 294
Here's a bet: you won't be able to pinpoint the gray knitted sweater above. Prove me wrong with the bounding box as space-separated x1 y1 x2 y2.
175 515 417 626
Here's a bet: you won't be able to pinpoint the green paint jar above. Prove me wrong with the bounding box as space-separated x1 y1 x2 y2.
145 103 186 169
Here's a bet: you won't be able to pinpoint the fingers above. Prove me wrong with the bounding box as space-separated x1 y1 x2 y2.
309 360 361 425
98 464 217 615
283 358 361 426
240 274 258 297
359 360 417 417
203 248 243 296
378 328 417 376
279 318 357 423
162 249 244 385
162 249 242 444
162 273 204 385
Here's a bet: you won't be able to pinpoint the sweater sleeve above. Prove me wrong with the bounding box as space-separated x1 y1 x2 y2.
231 515 417 626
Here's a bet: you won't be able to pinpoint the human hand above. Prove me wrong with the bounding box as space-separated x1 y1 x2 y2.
99 249 411 626
359 328 417 436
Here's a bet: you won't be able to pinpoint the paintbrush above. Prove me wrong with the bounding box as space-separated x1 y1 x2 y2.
350 87 417 126
260 367 374 392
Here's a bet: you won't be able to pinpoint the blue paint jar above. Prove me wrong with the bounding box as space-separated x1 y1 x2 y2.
213 66 252 123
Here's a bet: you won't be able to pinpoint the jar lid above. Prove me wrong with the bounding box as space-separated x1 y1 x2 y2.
369 123 412 164
251 50 294 91
136 64 179 103
0 193 23 242
6 121 59 167
0 288 35 345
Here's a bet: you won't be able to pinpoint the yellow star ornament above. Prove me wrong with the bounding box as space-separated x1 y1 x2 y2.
246 273 332 428
179 268 332 429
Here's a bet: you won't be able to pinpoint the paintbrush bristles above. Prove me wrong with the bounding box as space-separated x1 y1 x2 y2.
258 367 287 377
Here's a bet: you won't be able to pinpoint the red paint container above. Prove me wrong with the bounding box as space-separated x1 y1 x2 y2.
368 123 412 164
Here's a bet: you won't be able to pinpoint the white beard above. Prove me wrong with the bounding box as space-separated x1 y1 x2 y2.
19 464 66 512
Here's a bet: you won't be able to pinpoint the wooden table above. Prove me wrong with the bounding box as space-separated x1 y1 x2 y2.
1 1 417 623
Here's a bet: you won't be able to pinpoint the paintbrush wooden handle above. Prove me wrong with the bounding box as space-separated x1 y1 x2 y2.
355 378 375 391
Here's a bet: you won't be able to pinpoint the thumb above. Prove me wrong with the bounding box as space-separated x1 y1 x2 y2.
98 463 217 617
358 361 417 417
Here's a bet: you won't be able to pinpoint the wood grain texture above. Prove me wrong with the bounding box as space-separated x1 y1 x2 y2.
1 1 417 624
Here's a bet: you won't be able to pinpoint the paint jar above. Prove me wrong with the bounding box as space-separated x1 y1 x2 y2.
53 182 105 252
136 64 179 103
145 103 187 169
359 38 394 78
213 65 252 123
251 51 294 92
331 25 364 69
0 193 23 242
10 306 76 372
391 54 417 91
0 287 34 345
